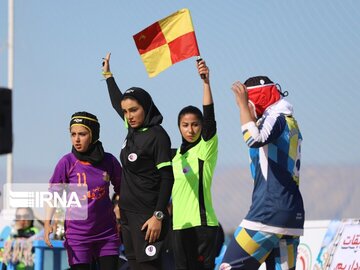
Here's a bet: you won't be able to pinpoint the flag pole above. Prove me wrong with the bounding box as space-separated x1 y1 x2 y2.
6 0 14 186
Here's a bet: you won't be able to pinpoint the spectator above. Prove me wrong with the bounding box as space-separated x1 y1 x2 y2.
1 207 39 270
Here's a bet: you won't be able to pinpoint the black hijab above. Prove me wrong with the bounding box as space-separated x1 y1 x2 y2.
121 87 163 153
177 105 203 154
122 87 163 128
70 111 104 165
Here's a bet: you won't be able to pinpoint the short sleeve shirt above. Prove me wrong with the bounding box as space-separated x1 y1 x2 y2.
49 152 121 241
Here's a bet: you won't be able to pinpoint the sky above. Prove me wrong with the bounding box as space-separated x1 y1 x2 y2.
0 0 360 185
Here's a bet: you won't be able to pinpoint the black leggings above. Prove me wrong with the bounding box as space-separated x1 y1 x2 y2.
127 258 161 270
70 255 119 270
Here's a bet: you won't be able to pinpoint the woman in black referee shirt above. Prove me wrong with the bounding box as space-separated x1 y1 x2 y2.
102 53 174 270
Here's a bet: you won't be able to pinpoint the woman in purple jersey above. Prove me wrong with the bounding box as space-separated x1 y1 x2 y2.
44 112 122 270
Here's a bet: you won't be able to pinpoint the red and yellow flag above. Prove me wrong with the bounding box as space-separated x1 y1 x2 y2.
133 8 200 78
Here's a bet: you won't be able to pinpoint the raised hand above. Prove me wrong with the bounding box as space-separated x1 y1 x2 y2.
102 52 113 79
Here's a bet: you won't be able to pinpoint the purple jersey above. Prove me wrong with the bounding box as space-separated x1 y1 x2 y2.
49 152 121 242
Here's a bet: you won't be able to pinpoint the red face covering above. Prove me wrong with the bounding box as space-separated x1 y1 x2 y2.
247 83 280 118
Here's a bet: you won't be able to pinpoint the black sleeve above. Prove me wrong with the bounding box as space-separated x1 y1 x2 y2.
201 103 216 141
155 166 174 212
106 77 124 119
171 148 177 159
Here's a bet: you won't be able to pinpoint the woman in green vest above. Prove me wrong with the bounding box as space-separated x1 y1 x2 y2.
171 59 220 270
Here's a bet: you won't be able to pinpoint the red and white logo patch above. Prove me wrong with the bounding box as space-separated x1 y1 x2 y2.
128 153 138 162
145 245 156 257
